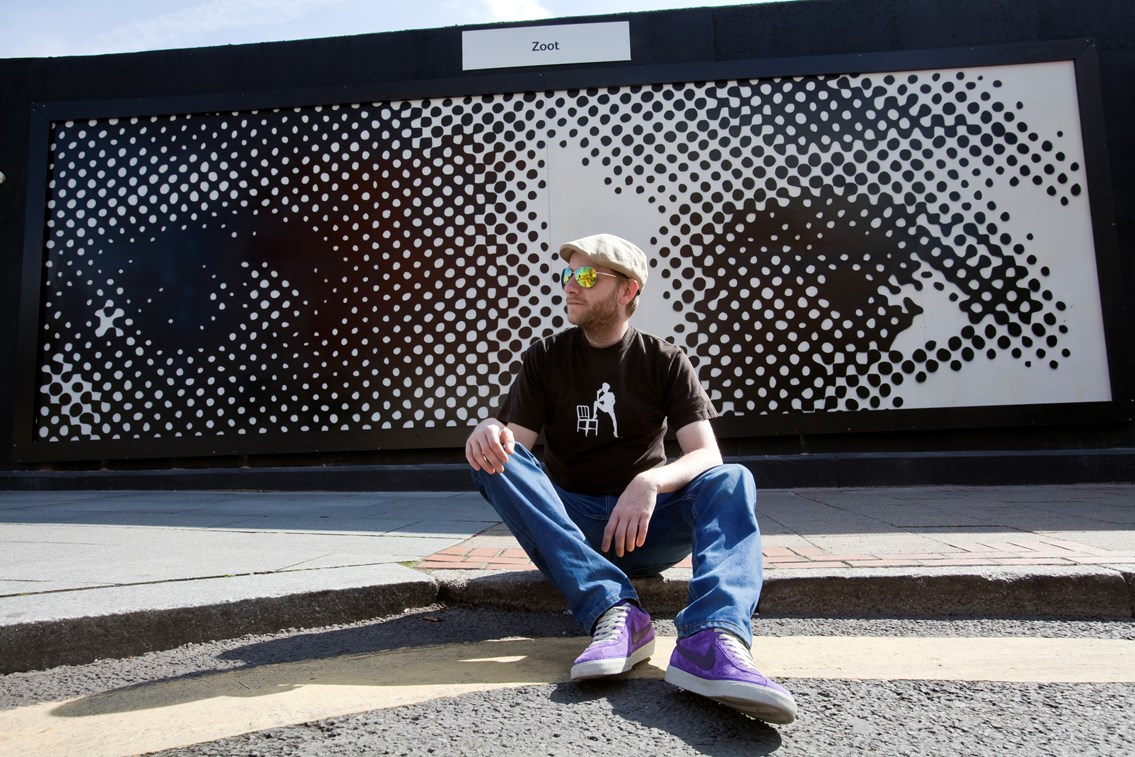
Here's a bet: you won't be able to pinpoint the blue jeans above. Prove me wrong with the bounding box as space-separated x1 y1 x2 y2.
471 444 763 645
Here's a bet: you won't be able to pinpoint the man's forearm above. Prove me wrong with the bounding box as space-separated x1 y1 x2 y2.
635 446 723 495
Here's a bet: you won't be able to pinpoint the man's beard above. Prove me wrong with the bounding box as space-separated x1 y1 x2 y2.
569 288 623 334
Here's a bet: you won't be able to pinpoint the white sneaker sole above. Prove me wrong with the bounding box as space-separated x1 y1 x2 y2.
664 667 798 724
570 639 656 680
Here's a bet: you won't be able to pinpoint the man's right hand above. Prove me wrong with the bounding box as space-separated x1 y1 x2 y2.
465 418 516 474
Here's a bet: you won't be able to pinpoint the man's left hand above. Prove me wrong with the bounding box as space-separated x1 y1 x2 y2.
602 475 659 557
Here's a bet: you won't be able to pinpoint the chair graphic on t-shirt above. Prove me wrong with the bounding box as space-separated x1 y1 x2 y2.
576 405 599 436
577 383 619 438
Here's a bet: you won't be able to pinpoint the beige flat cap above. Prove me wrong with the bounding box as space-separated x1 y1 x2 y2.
558 233 649 291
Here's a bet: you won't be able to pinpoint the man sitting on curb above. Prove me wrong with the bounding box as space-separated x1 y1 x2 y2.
464 233 797 724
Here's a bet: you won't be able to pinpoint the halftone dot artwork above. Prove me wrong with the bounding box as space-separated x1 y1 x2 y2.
30 60 1109 447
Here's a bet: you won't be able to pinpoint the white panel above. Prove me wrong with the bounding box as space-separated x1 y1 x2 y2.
462 22 631 71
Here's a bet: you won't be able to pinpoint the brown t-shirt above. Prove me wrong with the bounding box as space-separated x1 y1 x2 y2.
498 326 717 495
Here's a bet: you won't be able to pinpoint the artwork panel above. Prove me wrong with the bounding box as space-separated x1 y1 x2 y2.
22 52 1115 456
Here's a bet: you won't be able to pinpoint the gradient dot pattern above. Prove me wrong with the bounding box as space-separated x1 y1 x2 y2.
30 61 1105 448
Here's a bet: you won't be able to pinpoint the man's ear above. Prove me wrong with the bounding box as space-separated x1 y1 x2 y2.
621 279 641 304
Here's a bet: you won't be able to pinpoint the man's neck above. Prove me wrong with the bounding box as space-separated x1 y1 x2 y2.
581 320 630 349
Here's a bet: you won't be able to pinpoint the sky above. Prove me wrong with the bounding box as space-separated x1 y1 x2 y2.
0 0 784 59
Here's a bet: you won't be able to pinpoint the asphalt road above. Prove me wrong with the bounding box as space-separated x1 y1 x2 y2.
2 608 1133 756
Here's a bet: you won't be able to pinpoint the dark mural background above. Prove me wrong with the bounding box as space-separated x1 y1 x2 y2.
23 52 1113 455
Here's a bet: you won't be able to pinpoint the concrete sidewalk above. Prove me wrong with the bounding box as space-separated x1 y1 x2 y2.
1 484 1133 673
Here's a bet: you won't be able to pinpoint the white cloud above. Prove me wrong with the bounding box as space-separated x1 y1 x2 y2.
484 0 554 22
439 0 553 27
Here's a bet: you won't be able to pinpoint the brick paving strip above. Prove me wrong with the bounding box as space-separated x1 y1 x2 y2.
415 530 1135 572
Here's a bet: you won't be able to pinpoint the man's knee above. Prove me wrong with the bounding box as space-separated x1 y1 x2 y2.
699 463 756 495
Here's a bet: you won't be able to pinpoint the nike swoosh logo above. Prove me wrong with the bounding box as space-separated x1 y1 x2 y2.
632 624 652 645
676 642 716 669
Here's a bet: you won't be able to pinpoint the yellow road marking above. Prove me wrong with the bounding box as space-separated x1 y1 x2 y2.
0 636 1131 757
753 636 1135 683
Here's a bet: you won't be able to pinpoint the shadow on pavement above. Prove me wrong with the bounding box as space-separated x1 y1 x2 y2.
551 677 784 755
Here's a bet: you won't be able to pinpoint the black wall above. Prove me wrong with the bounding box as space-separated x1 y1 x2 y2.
1 0 1132 486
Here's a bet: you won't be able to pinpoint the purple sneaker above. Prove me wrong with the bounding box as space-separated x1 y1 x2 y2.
570 602 656 680
665 628 797 724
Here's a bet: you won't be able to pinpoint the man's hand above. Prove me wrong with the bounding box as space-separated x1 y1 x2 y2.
603 473 660 557
465 418 516 474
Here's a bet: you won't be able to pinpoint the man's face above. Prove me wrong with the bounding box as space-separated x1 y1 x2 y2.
563 252 626 331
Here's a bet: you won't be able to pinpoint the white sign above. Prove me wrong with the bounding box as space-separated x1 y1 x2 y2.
462 21 631 71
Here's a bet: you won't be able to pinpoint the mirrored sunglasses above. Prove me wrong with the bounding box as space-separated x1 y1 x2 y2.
560 266 621 289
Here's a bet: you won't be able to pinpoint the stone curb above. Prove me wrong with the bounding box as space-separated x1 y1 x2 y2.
3 566 1131 675
760 566 1135 618
434 566 1135 619
0 568 439 675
